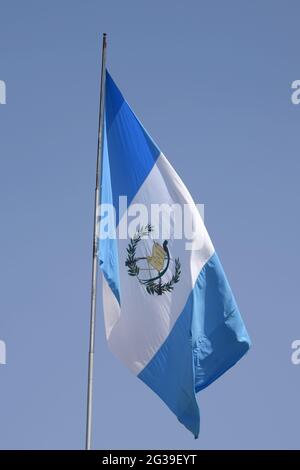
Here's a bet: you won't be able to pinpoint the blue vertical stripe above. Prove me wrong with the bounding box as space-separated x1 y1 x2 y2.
105 71 160 222
98 118 121 304
138 253 251 437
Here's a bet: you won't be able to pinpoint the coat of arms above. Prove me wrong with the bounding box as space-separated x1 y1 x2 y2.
125 225 181 296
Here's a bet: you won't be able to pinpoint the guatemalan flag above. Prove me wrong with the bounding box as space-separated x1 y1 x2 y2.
99 71 251 438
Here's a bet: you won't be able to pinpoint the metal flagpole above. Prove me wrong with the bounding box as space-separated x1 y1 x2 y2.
86 32 107 451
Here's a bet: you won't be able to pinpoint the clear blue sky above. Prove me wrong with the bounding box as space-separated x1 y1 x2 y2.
0 0 300 449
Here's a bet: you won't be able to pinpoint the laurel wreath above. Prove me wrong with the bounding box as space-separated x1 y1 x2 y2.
125 224 181 296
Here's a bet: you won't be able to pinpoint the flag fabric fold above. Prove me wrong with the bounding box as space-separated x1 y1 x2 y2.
99 70 251 437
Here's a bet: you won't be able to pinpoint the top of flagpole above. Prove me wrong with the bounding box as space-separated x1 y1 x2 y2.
95 33 107 191
102 32 107 51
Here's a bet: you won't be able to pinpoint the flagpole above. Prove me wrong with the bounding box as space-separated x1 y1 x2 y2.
86 32 107 451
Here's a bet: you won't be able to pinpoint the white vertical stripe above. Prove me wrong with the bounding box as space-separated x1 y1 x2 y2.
103 153 214 374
